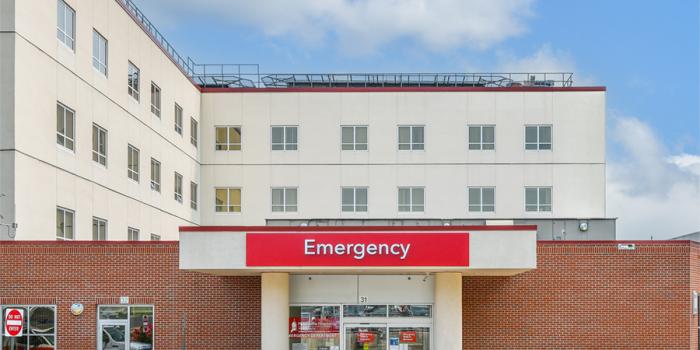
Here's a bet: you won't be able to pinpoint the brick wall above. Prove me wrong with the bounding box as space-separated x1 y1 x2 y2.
463 241 699 349
0 242 260 350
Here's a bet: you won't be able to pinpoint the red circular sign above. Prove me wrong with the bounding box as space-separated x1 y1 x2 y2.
5 309 23 337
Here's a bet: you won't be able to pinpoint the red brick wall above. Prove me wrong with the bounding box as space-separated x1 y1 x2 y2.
0 242 260 350
463 241 699 349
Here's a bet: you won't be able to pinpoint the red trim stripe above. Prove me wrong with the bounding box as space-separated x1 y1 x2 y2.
201 86 606 93
178 225 537 232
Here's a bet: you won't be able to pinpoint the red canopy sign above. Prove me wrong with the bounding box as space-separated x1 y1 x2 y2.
4 308 23 337
246 232 469 267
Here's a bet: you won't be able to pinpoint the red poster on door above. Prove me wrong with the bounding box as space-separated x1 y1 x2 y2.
357 332 376 343
400 331 417 342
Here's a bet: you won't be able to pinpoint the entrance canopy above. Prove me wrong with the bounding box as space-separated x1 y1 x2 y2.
179 225 536 276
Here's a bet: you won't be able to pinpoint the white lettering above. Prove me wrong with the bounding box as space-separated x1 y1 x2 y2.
303 240 411 260
400 244 411 260
304 239 315 255
353 244 365 260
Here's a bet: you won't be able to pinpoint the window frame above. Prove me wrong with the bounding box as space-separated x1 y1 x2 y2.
56 102 75 152
215 187 242 213
468 125 495 150
398 125 425 151
271 187 298 213
150 82 161 117
92 123 108 166
0 305 57 349
525 186 553 212
341 187 368 213
56 206 75 240
271 125 298 151
525 125 552 150
127 61 140 101
57 0 75 50
92 29 108 76
150 234 161 241
96 304 155 350
468 187 496 212
190 182 198 210
174 172 183 203
127 227 140 241
174 103 183 135
127 144 140 182
341 125 368 151
150 158 161 192
92 216 107 241
398 187 425 212
215 126 242 151
190 117 198 147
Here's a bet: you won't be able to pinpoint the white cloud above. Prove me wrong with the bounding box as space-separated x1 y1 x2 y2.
495 44 596 86
607 115 700 240
137 0 535 54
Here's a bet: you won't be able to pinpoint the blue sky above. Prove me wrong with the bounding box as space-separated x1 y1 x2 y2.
135 0 700 239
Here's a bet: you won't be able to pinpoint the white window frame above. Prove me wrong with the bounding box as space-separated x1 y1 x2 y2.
56 102 75 151
174 103 183 135
271 187 298 213
190 117 198 147
468 125 495 150
271 125 298 151
0 305 57 348
525 186 552 212
468 187 495 212
92 29 108 76
92 123 108 166
150 82 161 117
150 158 161 192
398 187 425 212
398 125 425 150
525 125 552 150
215 187 242 213
127 144 140 182
341 187 368 212
92 216 107 240
341 125 368 151
190 182 198 210
127 227 140 241
127 61 140 101
150 234 161 241
215 126 242 151
57 0 75 50
56 206 75 240
174 172 183 203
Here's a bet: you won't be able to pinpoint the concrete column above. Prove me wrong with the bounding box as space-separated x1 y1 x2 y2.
434 272 462 350
261 273 289 350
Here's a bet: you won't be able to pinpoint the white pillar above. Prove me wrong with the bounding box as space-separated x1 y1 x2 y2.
434 272 462 350
261 272 289 350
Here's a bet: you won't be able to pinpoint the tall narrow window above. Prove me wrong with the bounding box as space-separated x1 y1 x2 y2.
215 188 242 213
150 158 161 192
271 126 298 150
150 82 161 117
57 0 75 50
525 125 552 150
127 61 140 101
271 187 297 212
56 207 74 240
190 182 198 210
525 187 552 212
342 187 368 212
174 172 183 203
92 217 107 240
92 30 108 75
468 187 495 212
398 187 424 212
215 126 242 150
128 227 140 241
468 125 495 150
174 103 183 135
341 126 368 150
127 145 140 182
398 126 424 150
190 118 198 147
92 123 107 166
56 102 75 151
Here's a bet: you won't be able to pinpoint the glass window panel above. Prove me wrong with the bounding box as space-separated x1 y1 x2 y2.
56 209 64 238
289 305 340 350
271 127 283 144
99 306 127 319
271 188 284 206
343 305 387 317
398 188 410 206
342 126 354 144
285 126 297 144
129 306 154 346
388 327 430 349
342 144 354 150
525 126 538 143
412 188 424 205
355 126 367 144
356 143 368 150
525 188 538 206
539 126 552 143
230 127 242 144
483 142 495 150
540 187 552 205
355 188 368 205
389 305 432 317
229 189 241 205
525 143 538 150
539 143 552 150
468 126 481 143
483 188 495 206
483 126 495 143
355 205 367 212
398 126 410 144
65 210 74 239
29 307 55 335
468 188 481 206
285 189 297 206
215 189 227 207
342 188 354 205
412 126 424 144
412 143 424 150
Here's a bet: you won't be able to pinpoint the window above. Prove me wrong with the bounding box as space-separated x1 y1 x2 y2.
398 187 424 212
92 123 108 166
127 61 140 101
271 126 298 150
57 0 75 49
174 103 183 135
215 126 242 151
127 145 139 182
398 125 424 150
56 102 75 151
97 305 153 349
190 182 198 210
525 125 552 150
92 217 107 240
525 187 552 212
1 306 56 348
92 30 108 75
342 187 368 212
150 82 161 117
174 172 183 203
215 188 241 213
389 305 432 317
289 305 340 350
150 234 160 241
150 158 160 192
468 125 495 150
343 305 388 317
127 227 139 241
468 187 495 212
271 187 297 212
190 118 198 147
341 126 368 150
56 207 74 240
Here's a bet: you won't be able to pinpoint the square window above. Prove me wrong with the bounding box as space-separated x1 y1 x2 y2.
271 126 298 151
271 187 298 212
92 217 107 240
398 187 424 212
216 188 241 213
341 187 368 212
215 126 242 150
398 125 424 150
341 126 368 151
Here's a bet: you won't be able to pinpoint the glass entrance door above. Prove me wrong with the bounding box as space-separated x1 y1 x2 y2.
98 321 128 350
344 325 387 350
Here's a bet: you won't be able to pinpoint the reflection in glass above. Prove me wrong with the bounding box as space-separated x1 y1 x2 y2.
345 327 386 350
343 305 387 317
389 327 430 350
389 305 432 317
289 305 340 350
130 306 154 347
99 306 128 320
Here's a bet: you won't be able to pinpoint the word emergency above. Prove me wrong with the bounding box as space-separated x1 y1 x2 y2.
304 239 411 260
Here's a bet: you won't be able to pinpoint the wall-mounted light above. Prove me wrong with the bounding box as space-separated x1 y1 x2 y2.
578 220 589 232
70 303 84 316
